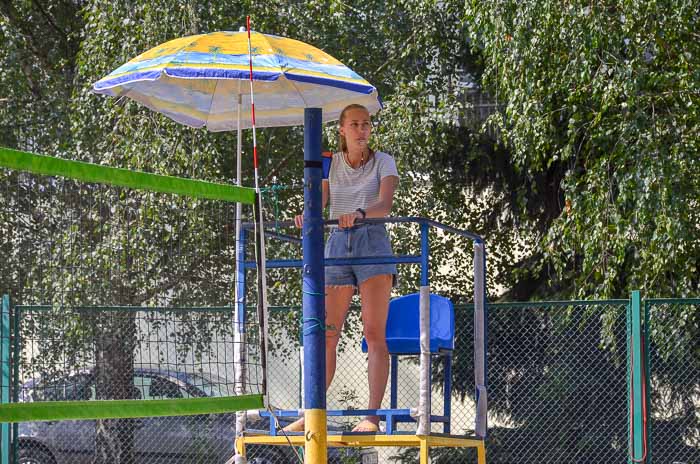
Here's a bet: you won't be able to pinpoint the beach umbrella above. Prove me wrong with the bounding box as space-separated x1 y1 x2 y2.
92 29 381 131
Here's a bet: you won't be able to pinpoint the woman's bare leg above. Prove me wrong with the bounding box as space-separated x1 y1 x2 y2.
355 273 392 431
283 285 355 431
324 285 356 388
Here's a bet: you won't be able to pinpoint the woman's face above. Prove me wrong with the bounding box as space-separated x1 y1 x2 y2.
339 108 372 152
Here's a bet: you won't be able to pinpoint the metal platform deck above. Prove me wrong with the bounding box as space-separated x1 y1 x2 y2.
236 432 486 464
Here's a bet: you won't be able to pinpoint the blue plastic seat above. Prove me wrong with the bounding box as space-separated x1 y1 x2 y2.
361 292 455 354
361 292 455 433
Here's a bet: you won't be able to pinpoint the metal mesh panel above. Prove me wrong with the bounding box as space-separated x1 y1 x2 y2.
14 306 264 464
385 301 629 464
481 301 629 464
646 299 700 464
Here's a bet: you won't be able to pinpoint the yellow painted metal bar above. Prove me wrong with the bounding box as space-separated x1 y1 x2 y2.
238 433 486 452
239 433 484 446
305 409 327 464
234 437 245 457
477 441 487 464
419 436 429 463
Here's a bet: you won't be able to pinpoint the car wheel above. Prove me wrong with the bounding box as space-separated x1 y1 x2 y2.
18 446 56 464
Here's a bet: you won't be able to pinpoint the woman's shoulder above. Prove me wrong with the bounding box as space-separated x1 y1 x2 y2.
372 151 396 164
373 150 393 159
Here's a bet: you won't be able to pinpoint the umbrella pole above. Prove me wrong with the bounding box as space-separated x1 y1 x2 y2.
246 18 270 412
234 93 247 440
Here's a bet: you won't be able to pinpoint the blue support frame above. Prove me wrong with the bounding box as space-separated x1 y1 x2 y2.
240 216 487 438
245 255 421 270
420 223 429 287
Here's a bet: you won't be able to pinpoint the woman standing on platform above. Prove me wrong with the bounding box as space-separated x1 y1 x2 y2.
289 103 400 432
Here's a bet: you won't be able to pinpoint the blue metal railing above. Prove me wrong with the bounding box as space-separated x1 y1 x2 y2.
241 216 483 271
239 216 488 437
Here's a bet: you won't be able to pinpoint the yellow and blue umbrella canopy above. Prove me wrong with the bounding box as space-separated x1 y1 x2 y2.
93 31 382 131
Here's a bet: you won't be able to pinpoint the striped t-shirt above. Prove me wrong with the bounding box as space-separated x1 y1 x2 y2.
325 151 399 220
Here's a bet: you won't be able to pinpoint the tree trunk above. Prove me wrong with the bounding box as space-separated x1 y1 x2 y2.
92 311 137 464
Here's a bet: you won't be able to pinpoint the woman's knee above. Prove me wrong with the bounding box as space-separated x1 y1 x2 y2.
326 331 341 350
363 326 387 350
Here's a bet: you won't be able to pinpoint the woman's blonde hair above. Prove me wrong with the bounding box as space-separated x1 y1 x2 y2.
338 104 374 156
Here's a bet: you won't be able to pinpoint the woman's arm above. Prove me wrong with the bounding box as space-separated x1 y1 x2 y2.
337 175 398 228
322 179 329 210
363 175 398 217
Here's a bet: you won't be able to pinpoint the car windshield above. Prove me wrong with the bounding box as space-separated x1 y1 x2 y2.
186 373 233 398
27 373 93 402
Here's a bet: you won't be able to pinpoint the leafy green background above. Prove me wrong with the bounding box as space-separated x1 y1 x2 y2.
1 1 698 463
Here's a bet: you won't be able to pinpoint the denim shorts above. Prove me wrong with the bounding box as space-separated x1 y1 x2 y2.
325 223 397 287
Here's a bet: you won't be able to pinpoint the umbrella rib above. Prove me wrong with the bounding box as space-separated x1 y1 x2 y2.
206 77 221 129
286 77 310 108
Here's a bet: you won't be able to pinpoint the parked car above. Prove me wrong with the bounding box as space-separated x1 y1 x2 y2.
17 368 371 464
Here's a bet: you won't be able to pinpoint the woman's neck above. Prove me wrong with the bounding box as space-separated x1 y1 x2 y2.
345 148 368 168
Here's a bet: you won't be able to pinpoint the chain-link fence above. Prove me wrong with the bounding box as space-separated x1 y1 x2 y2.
265 301 631 463
2 295 698 463
268 298 697 464
479 301 630 464
645 299 700 464
10 305 266 464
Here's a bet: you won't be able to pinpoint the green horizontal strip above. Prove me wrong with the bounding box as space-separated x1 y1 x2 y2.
0 394 264 423
0 147 255 205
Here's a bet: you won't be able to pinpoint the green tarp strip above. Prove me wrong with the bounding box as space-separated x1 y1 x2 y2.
0 394 264 423
0 147 255 205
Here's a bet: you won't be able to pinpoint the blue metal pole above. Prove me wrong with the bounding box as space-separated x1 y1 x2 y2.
303 108 327 461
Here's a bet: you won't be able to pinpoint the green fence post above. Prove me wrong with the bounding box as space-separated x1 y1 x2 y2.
1 295 10 464
629 290 647 464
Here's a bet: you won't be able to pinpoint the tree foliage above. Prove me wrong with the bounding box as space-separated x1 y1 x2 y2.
461 3 699 461
2 0 698 462
465 0 700 299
